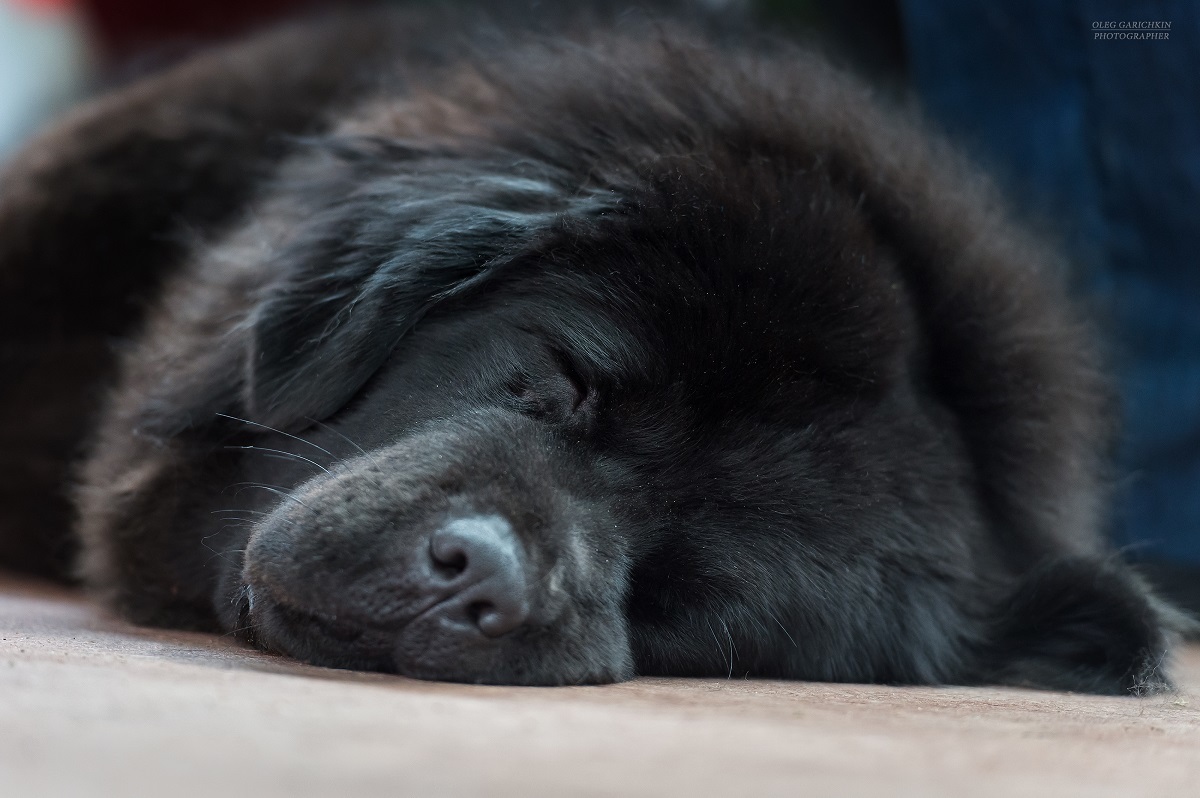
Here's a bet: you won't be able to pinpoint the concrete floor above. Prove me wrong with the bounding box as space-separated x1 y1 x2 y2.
2 575 1198 797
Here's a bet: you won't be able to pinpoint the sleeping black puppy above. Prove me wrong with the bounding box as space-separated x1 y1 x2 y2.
0 4 1187 691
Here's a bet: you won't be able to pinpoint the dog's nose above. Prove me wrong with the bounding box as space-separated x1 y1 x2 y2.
428 515 530 637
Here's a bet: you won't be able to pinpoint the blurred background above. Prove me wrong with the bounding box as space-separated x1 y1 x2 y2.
1 0 1196 603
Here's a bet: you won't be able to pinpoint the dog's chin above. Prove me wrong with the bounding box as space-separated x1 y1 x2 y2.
234 582 629 685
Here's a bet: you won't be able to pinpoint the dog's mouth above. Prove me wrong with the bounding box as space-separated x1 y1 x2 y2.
229 571 630 684
223 452 635 684
232 584 258 648
258 596 369 645
233 506 552 679
236 583 400 672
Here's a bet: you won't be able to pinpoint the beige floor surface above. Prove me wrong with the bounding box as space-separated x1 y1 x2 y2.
2 574 1198 797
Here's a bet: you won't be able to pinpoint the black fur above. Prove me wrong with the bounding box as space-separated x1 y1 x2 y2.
0 4 1188 692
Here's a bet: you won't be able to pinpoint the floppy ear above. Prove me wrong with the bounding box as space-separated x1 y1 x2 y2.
126 145 616 439
243 158 614 429
977 557 1190 694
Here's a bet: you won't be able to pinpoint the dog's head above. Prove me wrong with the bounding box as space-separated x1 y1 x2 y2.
192 141 993 685
180 116 1153 689
7 14 1177 691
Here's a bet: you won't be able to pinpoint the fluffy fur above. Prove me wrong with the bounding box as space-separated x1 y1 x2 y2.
0 4 1185 691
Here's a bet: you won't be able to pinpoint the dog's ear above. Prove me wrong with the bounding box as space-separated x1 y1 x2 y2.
242 161 613 429
977 557 1190 694
130 154 614 438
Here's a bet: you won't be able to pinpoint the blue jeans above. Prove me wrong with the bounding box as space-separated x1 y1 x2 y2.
900 0 1200 564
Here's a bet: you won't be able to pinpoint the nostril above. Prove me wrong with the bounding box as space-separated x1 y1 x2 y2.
427 514 530 637
429 515 517 580
430 538 468 576
466 600 490 626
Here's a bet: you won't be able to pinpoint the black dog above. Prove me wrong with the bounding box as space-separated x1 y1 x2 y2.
0 5 1187 690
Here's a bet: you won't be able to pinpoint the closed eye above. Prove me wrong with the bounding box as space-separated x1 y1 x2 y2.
550 347 590 413
506 347 596 427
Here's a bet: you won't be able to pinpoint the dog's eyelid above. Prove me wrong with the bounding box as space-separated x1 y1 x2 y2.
549 346 591 409
503 346 601 425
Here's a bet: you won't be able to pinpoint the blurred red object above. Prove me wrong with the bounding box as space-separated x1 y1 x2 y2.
10 0 81 10
80 0 321 59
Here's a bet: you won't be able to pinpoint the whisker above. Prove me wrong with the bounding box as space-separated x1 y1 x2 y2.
228 482 313 510
203 543 248 566
705 619 730 678
766 610 798 649
222 586 262 645
210 509 271 516
225 445 331 474
226 481 291 493
201 517 249 566
222 619 259 640
231 584 249 609
216 412 339 462
303 415 374 462
720 617 737 679
239 451 314 467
